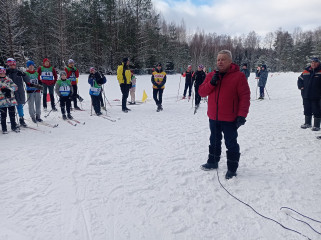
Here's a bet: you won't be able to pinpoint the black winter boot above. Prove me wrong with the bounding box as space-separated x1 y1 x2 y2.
225 151 240 179
19 117 27 127
301 116 312 129
312 118 321 131
201 145 220 171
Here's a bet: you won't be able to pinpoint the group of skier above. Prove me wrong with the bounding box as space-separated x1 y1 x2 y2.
0 57 87 133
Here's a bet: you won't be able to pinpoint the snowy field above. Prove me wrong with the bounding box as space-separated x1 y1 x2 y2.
1 72 321 240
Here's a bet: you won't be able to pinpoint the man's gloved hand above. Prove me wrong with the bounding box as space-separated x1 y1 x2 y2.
17 71 26 77
235 116 246 129
1 87 12 98
210 72 220 86
30 83 43 90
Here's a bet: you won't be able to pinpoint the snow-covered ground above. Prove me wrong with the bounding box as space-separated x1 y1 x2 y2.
1 72 321 240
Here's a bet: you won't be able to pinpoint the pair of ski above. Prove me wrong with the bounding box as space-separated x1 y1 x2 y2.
99 115 117 122
61 117 85 126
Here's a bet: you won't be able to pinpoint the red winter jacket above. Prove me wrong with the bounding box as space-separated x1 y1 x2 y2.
65 66 80 86
198 63 250 122
37 64 58 86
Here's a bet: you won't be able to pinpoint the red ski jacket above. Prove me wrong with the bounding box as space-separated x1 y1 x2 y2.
198 63 250 122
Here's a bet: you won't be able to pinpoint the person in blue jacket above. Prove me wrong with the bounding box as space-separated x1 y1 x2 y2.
258 64 268 99
88 67 106 116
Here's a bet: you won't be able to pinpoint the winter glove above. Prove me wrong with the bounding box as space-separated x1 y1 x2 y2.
30 83 43 90
1 87 12 98
235 116 246 129
17 71 26 77
210 72 220 86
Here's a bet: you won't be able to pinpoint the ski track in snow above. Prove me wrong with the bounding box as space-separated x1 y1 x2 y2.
1 73 321 240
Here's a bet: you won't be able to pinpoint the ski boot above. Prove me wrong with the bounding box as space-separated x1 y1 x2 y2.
74 106 81 111
96 112 102 116
3 129 8 134
67 113 73 120
156 104 161 112
182 96 186 100
52 107 58 112
101 106 106 111
31 116 37 123
36 116 43 122
125 107 131 111
122 109 128 113
19 117 27 128
11 125 20 133
62 114 67 120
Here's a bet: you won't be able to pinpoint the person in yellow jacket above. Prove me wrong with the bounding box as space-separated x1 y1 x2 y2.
151 63 167 112
117 57 132 112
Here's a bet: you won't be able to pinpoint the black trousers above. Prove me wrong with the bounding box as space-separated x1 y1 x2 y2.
0 106 16 131
72 85 79 108
120 84 130 110
43 84 55 109
60 96 71 115
195 85 201 105
303 98 321 118
183 81 193 97
153 88 164 105
91 95 101 114
209 119 239 156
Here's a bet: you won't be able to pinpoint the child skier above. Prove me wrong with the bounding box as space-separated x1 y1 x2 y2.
193 64 206 109
65 59 82 110
129 71 137 104
55 72 73 120
182 65 194 100
151 63 166 112
37 58 58 111
25 60 43 123
88 67 106 116
6 58 30 127
0 66 19 133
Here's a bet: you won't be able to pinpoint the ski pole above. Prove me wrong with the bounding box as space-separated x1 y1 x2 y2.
44 99 60 118
265 87 271 100
256 78 258 99
90 98 93 116
102 85 112 108
177 75 182 101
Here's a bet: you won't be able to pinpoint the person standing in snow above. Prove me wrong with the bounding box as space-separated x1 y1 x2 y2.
193 64 206 109
65 59 83 110
297 57 321 131
198 50 250 179
55 72 73 120
151 63 166 112
182 65 194 100
37 58 58 111
25 60 43 123
0 66 19 133
258 64 268 99
6 58 30 127
88 67 106 116
129 71 137 105
117 57 132 113
240 63 250 81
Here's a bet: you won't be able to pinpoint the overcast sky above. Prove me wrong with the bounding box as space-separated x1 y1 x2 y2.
151 0 321 37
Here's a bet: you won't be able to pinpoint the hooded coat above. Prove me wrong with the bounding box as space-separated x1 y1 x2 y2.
6 68 30 104
198 63 251 122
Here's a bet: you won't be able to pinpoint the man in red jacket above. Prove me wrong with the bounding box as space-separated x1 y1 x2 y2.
199 50 250 179
37 58 58 111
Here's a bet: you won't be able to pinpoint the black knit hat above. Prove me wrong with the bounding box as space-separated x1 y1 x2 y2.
261 64 267 69
122 57 129 63
242 63 247 67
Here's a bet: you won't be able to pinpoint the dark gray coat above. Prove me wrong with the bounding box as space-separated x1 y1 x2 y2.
6 68 30 104
258 69 268 87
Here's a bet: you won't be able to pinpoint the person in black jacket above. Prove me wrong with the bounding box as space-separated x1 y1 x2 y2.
193 64 206 108
182 65 194 100
297 58 321 131
240 63 250 81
